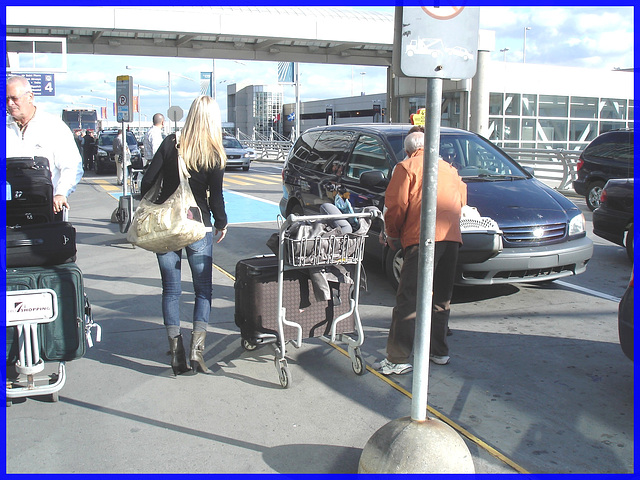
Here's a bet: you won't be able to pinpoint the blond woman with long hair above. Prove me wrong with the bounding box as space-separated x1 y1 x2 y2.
140 96 228 376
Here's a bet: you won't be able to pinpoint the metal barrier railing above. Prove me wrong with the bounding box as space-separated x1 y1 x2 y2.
241 139 293 162
502 147 582 191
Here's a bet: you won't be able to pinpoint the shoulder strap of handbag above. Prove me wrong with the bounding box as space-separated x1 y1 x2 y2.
174 131 191 180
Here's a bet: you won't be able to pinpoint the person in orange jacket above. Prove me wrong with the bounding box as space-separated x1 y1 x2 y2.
375 131 467 375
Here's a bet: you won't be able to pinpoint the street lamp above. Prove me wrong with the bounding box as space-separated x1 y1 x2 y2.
500 47 509 62
360 71 366 96
523 27 531 63
127 66 198 132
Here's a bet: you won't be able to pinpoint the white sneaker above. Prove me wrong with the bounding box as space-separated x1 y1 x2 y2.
430 354 450 365
375 358 413 375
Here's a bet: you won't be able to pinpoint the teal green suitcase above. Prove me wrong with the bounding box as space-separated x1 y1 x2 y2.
6 263 87 363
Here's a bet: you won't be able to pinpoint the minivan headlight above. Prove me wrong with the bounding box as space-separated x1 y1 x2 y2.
568 213 586 237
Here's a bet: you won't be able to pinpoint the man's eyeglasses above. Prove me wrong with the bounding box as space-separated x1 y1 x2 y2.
6 91 30 104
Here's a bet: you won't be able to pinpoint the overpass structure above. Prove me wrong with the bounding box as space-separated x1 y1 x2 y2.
6 6 488 129
6 7 394 67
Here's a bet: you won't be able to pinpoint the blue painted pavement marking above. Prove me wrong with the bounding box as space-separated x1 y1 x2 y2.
223 189 280 224
110 189 280 225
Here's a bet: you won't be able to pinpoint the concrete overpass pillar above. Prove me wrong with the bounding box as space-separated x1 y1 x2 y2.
469 30 495 136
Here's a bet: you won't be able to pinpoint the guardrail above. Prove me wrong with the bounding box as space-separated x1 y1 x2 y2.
502 147 582 191
241 139 293 162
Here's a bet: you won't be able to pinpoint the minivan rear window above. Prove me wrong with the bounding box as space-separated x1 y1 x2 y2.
583 131 633 163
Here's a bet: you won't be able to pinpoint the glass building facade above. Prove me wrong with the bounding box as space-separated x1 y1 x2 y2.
253 86 284 137
488 93 633 151
408 91 633 152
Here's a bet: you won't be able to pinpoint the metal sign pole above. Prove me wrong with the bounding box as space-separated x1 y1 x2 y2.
410 76 442 422
121 121 128 197
294 62 301 140
359 7 479 474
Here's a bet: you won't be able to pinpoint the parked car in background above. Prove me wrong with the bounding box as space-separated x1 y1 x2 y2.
280 124 593 288
618 269 633 361
223 135 252 171
572 129 634 211
593 178 634 261
95 129 143 174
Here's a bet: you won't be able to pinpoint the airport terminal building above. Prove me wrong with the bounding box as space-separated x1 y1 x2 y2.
230 60 633 152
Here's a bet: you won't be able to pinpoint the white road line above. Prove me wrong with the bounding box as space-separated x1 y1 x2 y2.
555 280 621 303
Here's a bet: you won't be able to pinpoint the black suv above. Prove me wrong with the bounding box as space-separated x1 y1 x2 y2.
593 178 634 261
280 124 593 287
572 129 634 211
95 129 143 174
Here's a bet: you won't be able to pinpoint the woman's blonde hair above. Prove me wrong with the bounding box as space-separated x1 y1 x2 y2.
178 95 227 171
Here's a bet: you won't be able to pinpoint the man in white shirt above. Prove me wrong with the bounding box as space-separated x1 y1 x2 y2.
6 75 83 215
143 113 165 165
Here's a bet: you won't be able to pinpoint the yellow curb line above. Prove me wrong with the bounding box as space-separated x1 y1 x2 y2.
217 266 529 474
327 342 530 474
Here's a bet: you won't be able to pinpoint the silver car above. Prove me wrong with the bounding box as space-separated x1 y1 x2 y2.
223 136 252 171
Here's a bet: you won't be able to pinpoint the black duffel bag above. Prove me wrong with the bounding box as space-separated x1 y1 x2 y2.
6 221 77 268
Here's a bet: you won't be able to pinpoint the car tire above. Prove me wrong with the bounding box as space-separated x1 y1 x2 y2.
626 225 634 261
290 203 304 216
586 180 605 211
242 165 249 171
384 247 403 291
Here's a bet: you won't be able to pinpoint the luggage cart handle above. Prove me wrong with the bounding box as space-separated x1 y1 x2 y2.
279 209 382 229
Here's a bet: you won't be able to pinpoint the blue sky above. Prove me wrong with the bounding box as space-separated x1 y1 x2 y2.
8 6 635 127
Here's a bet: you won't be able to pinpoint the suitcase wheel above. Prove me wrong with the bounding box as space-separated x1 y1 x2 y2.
241 339 258 351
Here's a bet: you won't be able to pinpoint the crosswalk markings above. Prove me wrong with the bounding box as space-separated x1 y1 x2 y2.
85 174 282 196
223 177 252 186
87 173 281 196
224 174 280 185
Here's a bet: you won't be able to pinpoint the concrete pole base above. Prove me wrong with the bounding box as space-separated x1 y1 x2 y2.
358 416 475 474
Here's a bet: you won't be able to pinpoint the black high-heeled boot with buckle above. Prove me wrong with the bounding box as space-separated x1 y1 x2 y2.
190 331 210 374
167 334 191 376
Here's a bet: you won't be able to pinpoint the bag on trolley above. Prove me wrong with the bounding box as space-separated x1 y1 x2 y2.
6 262 89 364
234 255 356 348
6 222 77 268
6 156 55 226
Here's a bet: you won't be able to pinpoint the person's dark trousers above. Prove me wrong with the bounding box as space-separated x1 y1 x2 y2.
431 240 459 357
386 241 459 363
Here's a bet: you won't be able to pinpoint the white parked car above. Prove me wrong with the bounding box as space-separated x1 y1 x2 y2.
223 136 252 171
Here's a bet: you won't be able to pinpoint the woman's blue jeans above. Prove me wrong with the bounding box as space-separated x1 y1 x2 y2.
156 232 213 328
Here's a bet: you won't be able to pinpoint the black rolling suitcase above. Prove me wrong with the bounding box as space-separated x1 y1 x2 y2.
6 262 88 363
6 156 55 225
6 222 77 267
234 255 356 347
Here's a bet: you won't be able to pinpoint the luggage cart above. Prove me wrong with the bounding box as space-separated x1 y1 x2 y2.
6 288 100 406
6 288 64 404
270 209 381 388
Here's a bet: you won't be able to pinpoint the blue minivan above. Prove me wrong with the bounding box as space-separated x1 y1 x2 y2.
279 124 593 287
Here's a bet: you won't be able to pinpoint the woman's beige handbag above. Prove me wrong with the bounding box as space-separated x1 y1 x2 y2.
126 155 206 253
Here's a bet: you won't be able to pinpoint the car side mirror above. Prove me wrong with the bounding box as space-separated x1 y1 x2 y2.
360 170 388 189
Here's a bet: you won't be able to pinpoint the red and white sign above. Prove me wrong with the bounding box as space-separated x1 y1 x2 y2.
421 6 464 20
